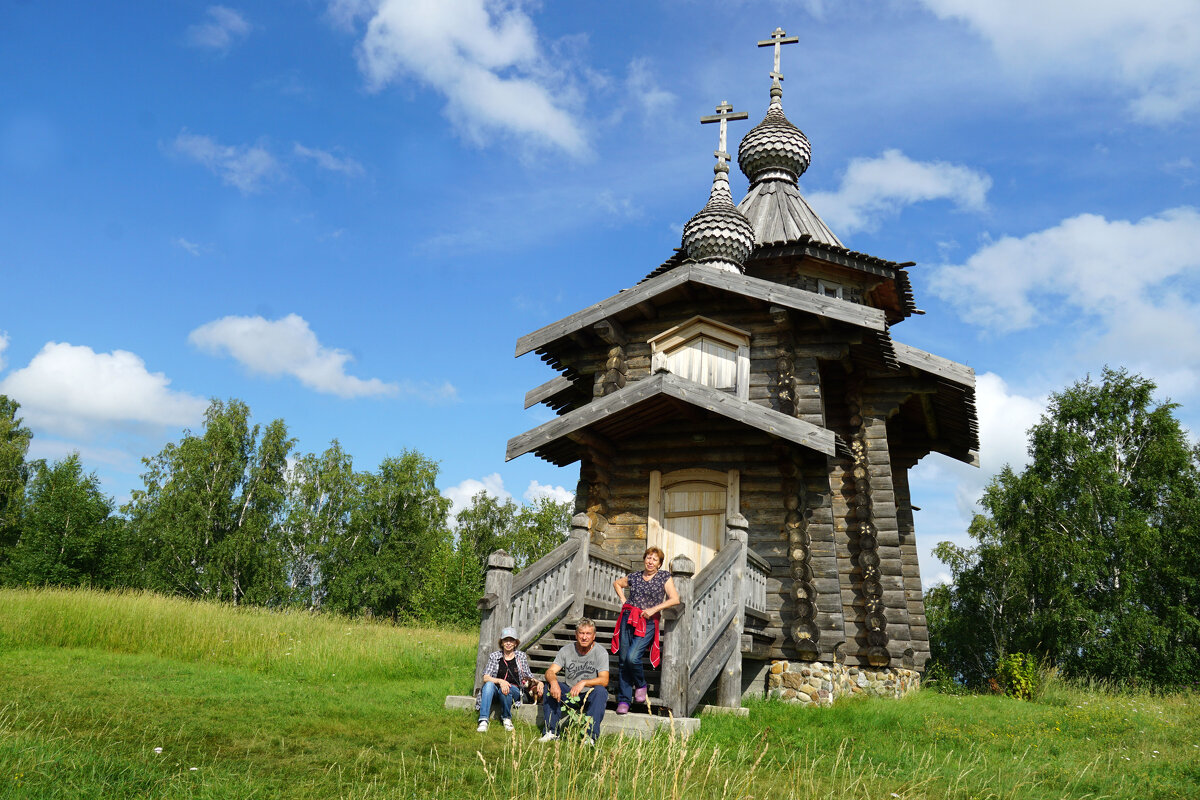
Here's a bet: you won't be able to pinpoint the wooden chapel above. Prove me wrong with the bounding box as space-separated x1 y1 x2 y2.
478 28 978 717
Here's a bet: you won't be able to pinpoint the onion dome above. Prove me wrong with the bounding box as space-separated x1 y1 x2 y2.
681 160 755 273
738 82 811 183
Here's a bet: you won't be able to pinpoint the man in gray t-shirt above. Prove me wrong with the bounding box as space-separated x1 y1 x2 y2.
540 618 609 743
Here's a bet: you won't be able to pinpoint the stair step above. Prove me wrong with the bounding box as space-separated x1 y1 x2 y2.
444 695 701 739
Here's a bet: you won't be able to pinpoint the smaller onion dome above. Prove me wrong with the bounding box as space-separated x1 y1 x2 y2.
682 160 756 273
737 82 811 184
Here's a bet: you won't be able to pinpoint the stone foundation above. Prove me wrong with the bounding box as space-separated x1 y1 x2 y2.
767 661 920 707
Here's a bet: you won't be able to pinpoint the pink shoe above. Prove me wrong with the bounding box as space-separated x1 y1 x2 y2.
616 702 630 715
634 686 648 704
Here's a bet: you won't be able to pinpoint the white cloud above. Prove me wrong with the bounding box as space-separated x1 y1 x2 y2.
174 237 204 256
524 479 574 505
171 130 278 193
917 0 1200 122
189 313 404 399
186 6 251 51
626 57 675 120
293 143 365 177
340 0 588 156
806 149 991 234
444 472 511 519
0 342 207 437
0 331 8 372
929 210 1200 371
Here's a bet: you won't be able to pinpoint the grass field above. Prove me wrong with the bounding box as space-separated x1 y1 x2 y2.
1 588 1197 799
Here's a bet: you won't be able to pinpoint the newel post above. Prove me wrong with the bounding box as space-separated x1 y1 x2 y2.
474 550 515 691
567 513 592 617
718 513 749 707
661 553 695 718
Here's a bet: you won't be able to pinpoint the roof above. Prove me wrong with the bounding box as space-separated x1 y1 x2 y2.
891 339 980 464
737 179 842 248
506 371 841 466
516 262 886 358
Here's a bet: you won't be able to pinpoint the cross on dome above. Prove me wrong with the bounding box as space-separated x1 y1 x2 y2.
758 26 798 83
700 101 748 166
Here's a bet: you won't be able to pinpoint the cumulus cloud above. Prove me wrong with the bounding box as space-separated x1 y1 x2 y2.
189 313 405 399
0 342 207 437
293 143 365 177
930 207 1200 341
806 149 991 234
444 472 510 519
336 0 588 156
524 479 574 505
171 130 278 193
917 0 1200 122
186 6 251 51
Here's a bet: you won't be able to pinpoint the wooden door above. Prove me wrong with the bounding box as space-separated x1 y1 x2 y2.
648 469 739 573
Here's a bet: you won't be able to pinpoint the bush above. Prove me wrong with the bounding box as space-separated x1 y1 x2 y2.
995 652 1039 700
922 661 970 695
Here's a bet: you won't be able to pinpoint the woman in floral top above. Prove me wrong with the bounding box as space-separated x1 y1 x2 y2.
611 546 680 714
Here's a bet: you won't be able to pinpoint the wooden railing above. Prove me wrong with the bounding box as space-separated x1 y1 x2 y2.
475 511 770 717
660 513 752 717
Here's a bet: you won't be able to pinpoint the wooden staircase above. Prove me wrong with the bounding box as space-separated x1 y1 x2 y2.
469 512 770 721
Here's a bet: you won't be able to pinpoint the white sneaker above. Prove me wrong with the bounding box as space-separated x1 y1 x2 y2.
502 718 514 732
538 731 558 742
581 738 594 747
476 720 489 732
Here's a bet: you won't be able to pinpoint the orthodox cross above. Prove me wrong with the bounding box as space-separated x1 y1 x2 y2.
700 100 748 165
758 27 799 82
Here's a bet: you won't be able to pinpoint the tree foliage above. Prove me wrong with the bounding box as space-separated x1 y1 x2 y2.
927 369 1200 687
123 399 294 605
1 394 573 626
0 396 33 562
1 454 115 587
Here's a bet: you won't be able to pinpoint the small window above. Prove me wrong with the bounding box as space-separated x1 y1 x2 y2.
648 317 751 400
818 279 843 299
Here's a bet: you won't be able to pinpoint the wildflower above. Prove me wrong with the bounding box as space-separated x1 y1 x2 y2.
189 767 199 771
153 747 163 754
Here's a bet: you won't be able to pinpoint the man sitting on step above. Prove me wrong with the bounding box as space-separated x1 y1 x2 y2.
539 618 609 744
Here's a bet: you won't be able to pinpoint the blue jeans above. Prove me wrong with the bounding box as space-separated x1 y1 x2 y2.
543 681 608 741
478 681 515 721
617 618 656 704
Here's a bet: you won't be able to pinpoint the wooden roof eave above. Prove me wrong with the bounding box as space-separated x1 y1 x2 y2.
889 339 980 465
516 264 887 358
506 372 840 464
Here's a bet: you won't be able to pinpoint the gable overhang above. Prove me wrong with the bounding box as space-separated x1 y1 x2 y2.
506 372 841 466
515 263 886 358
891 340 980 466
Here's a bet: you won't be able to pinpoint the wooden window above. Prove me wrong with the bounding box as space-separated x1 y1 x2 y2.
647 468 740 573
648 316 751 400
817 279 843 299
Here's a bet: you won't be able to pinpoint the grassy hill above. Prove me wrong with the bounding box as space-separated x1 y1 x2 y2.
1 588 1196 799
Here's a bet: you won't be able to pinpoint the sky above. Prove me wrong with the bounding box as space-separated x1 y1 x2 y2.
2 0 1198 586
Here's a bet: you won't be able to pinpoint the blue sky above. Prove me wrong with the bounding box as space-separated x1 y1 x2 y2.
2 1 1198 585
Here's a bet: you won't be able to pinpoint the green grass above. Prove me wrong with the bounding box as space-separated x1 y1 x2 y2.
1 588 1197 799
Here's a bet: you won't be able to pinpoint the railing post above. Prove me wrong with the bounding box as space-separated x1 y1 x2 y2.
718 514 749 708
567 513 591 618
475 550 515 691
661 554 695 717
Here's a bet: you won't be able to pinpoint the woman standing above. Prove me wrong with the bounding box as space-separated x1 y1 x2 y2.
611 546 680 714
476 626 541 731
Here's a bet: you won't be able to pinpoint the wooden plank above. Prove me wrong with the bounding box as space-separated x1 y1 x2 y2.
523 375 574 409
515 265 887 357
891 340 975 387
506 373 838 461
